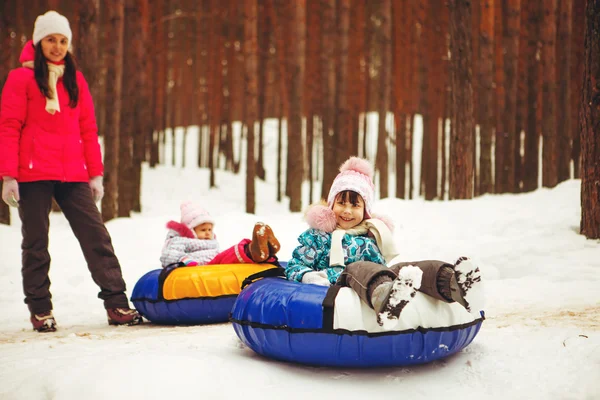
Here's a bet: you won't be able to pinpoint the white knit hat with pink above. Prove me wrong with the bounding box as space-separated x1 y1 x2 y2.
180 201 215 230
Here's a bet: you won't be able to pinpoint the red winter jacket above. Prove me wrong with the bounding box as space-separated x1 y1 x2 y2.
0 41 103 182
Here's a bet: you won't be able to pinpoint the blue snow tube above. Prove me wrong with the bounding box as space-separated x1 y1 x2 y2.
231 278 484 367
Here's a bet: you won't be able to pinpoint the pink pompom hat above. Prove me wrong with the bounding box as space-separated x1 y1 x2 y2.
326 157 375 218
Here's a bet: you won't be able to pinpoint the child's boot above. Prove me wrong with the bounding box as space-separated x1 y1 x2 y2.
30 311 57 333
372 265 423 328
453 257 484 316
265 224 281 257
249 222 271 262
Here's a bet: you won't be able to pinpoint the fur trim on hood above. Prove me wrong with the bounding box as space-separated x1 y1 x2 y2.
304 201 394 233
166 220 196 239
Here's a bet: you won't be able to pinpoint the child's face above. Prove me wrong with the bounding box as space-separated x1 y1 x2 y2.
332 191 365 230
194 223 214 240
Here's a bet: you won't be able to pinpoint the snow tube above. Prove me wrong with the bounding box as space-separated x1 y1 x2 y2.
131 263 278 324
231 277 484 367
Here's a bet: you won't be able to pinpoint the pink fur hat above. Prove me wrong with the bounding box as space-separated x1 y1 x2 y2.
327 157 375 218
180 201 214 230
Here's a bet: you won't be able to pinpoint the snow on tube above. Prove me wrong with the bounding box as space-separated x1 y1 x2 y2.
231 277 484 367
131 263 278 325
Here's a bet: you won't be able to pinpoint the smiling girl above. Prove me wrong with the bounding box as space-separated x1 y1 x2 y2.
285 157 482 327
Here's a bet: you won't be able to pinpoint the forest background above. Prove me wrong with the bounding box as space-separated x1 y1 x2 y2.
0 0 598 239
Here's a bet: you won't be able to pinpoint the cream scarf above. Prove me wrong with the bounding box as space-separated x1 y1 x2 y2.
329 218 399 267
23 60 65 114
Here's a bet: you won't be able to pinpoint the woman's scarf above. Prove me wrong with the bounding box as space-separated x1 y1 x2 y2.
329 218 398 267
22 60 65 115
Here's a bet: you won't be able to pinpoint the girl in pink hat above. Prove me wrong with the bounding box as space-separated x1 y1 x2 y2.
160 201 281 268
285 156 483 327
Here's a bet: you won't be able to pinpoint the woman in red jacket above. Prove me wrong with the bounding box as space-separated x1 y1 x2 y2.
0 11 142 332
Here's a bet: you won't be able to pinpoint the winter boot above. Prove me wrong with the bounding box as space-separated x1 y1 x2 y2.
453 257 484 316
372 265 423 328
265 225 281 257
107 307 143 326
249 222 278 262
436 265 469 309
30 311 57 333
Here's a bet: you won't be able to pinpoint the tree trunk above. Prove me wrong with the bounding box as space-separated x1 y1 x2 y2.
101 1 125 222
502 0 521 193
478 0 495 194
244 0 258 214
392 0 408 199
376 0 391 199
335 0 351 166
287 0 305 212
522 1 542 192
448 0 474 199
320 0 337 200
556 0 573 183
493 0 505 193
256 1 268 181
118 0 143 218
571 0 585 178
305 0 322 204
579 0 600 239
541 0 559 188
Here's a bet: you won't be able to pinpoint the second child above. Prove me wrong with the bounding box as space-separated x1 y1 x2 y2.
160 201 280 268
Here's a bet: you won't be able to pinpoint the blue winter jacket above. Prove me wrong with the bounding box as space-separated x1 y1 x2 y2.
285 228 386 284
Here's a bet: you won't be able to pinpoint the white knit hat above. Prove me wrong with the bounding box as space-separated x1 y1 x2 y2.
327 157 376 218
180 201 215 230
33 11 72 46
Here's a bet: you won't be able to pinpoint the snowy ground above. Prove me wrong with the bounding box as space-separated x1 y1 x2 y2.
1 123 599 399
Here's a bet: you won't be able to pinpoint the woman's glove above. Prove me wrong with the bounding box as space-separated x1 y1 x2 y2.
301 270 331 286
1 177 20 207
89 176 104 202
180 256 199 266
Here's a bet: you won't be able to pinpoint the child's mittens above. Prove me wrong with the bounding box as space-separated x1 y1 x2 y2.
301 270 331 286
180 256 199 266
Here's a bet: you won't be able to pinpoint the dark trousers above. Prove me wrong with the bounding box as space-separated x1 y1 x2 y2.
336 260 453 308
18 181 129 314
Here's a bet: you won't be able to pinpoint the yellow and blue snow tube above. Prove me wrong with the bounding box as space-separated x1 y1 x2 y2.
131 263 280 324
231 277 484 367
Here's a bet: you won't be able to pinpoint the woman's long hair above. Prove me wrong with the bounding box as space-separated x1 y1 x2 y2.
34 43 79 108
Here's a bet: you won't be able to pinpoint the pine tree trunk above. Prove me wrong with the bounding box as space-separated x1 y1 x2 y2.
118 0 143 218
244 0 258 214
503 0 521 193
392 0 407 199
256 1 267 181
376 0 391 199
76 0 99 99
287 0 305 212
494 0 505 193
320 0 337 200
522 1 542 192
556 0 573 183
478 0 495 194
571 0 585 178
448 0 474 199
132 0 150 213
579 0 600 239
305 0 322 204
541 0 559 188
335 0 351 165
101 1 124 222
515 0 530 192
